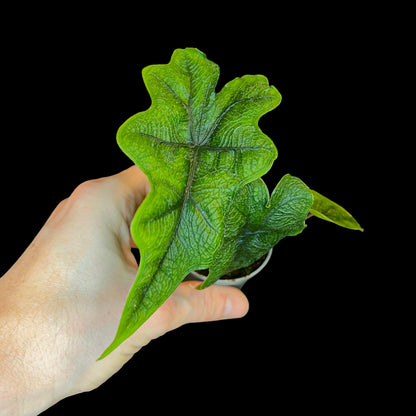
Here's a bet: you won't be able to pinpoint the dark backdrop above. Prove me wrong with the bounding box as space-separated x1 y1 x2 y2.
1 7 380 414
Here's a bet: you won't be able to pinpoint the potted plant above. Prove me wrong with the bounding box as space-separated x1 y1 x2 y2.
99 47 361 359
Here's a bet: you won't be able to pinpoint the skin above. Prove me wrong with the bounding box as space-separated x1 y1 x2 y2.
0 166 249 415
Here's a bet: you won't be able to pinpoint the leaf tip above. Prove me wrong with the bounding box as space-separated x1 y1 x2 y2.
97 343 116 361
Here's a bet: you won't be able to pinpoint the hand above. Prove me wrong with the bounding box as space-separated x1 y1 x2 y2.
0 166 249 415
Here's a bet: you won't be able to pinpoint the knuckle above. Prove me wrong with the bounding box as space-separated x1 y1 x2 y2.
160 295 189 328
71 178 104 198
66 178 111 213
203 290 227 321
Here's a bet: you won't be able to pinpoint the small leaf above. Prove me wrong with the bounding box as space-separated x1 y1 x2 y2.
310 190 363 231
199 174 313 288
99 48 281 359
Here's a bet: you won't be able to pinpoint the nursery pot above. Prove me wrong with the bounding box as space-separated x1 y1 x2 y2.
188 249 273 289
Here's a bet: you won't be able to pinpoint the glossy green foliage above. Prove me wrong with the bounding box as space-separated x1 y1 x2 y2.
100 48 361 359
99 48 281 358
199 174 314 288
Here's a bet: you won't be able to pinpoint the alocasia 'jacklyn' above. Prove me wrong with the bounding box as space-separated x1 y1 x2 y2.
99 48 361 359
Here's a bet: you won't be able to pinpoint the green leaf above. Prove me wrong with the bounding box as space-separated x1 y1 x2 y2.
99 48 281 359
310 190 363 231
199 174 313 288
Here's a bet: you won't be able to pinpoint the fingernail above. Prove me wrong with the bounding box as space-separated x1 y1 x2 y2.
223 297 234 318
223 294 249 319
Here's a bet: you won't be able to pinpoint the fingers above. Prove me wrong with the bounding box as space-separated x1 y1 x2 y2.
130 281 249 346
174 280 249 323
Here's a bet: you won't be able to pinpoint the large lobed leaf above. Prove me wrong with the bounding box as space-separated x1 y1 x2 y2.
99 48 281 358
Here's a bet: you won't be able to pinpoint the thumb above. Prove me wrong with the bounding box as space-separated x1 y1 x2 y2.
110 165 150 220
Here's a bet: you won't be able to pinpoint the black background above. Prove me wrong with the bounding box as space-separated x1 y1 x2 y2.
1 5 386 414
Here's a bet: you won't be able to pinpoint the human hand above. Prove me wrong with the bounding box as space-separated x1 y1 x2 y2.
0 166 249 415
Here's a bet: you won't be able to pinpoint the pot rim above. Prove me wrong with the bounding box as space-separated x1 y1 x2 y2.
190 248 273 286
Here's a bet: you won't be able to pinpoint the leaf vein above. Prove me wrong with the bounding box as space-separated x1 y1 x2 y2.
200 95 275 145
139 132 192 148
149 72 190 114
190 197 217 232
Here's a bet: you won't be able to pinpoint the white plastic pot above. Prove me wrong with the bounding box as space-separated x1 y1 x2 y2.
188 249 273 289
